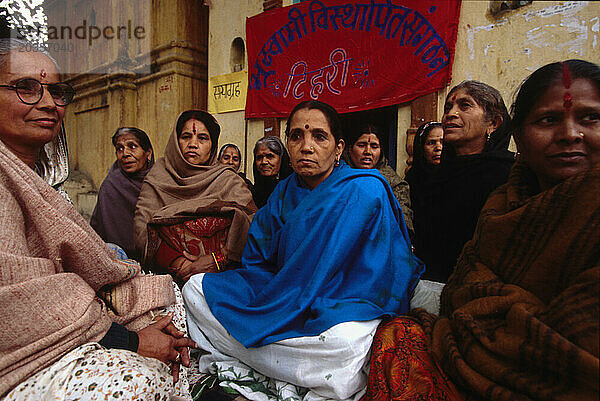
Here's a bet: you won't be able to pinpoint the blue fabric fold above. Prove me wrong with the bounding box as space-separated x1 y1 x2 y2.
202 161 423 347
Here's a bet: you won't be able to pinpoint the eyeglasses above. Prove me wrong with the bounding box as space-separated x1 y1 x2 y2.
0 78 75 106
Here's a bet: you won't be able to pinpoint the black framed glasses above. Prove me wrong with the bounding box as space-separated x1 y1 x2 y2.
0 78 75 106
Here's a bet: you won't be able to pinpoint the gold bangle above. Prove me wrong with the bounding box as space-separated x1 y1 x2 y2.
211 252 221 271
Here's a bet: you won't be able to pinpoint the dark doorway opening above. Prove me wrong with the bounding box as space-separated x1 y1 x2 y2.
340 105 398 169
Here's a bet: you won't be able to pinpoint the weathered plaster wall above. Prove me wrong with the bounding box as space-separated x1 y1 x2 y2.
207 1 263 177
53 0 208 189
447 1 598 117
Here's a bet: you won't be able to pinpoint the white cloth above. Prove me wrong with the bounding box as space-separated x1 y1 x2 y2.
409 279 445 315
4 343 174 401
183 274 380 401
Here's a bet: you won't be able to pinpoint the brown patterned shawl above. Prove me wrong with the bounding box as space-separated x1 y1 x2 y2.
415 161 599 401
0 140 174 397
133 112 256 266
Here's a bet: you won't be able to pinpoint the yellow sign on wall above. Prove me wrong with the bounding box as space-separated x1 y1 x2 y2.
208 71 248 114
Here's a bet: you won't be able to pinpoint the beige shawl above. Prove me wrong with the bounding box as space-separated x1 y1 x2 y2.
0 140 174 397
134 111 256 265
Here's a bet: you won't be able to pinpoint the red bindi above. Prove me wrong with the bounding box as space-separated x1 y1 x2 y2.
305 124 309 129
562 62 571 89
40 69 46 79
193 122 196 134
563 92 573 110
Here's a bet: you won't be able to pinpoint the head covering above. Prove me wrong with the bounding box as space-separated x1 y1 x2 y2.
133 110 256 265
405 122 442 182
405 122 442 221
90 131 155 260
218 143 241 162
171 109 221 170
251 136 293 208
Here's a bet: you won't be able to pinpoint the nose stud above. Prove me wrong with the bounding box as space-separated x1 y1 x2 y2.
310 146 314 151
579 132 584 138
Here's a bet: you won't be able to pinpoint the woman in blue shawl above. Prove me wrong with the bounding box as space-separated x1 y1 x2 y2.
183 101 423 401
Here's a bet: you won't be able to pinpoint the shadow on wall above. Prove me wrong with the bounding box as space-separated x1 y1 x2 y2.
63 170 97 222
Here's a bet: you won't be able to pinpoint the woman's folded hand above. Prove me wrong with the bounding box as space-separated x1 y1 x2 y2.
170 252 217 283
136 314 197 383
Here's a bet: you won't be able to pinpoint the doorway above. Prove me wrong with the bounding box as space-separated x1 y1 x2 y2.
340 105 398 169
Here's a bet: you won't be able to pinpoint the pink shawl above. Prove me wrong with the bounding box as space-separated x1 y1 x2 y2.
0 140 174 397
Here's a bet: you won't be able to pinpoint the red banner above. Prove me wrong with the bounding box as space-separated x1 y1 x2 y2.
245 0 461 118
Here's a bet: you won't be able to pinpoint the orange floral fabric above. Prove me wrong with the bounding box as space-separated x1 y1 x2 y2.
362 318 464 401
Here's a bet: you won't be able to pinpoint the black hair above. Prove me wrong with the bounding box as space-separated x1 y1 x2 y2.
111 127 152 152
175 110 221 158
445 80 511 152
511 59 600 135
347 123 383 147
412 122 443 168
284 100 343 142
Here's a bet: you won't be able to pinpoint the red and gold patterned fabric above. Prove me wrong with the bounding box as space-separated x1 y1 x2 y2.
133 110 256 276
362 317 464 401
153 215 232 271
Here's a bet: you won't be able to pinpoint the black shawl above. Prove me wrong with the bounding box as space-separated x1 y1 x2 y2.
412 127 515 282
90 157 154 261
251 148 293 209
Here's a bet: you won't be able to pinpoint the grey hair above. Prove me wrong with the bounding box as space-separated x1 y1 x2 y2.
253 135 286 157
0 38 60 73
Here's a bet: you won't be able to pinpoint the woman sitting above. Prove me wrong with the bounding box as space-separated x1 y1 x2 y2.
251 135 293 208
414 81 515 283
217 142 253 188
134 110 256 286
364 59 600 401
183 100 423 401
344 122 414 236
90 127 154 261
0 38 195 400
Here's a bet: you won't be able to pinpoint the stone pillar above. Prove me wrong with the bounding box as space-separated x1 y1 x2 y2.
46 0 209 189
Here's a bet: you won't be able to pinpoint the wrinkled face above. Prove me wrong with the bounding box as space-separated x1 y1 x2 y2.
219 146 241 171
255 144 282 177
115 132 152 174
423 127 444 165
350 133 381 169
0 51 65 163
442 88 497 155
178 119 212 165
287 108 344 189
516 78 600 190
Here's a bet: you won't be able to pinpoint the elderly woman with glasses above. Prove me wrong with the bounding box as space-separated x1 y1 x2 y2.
0 39 196 400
